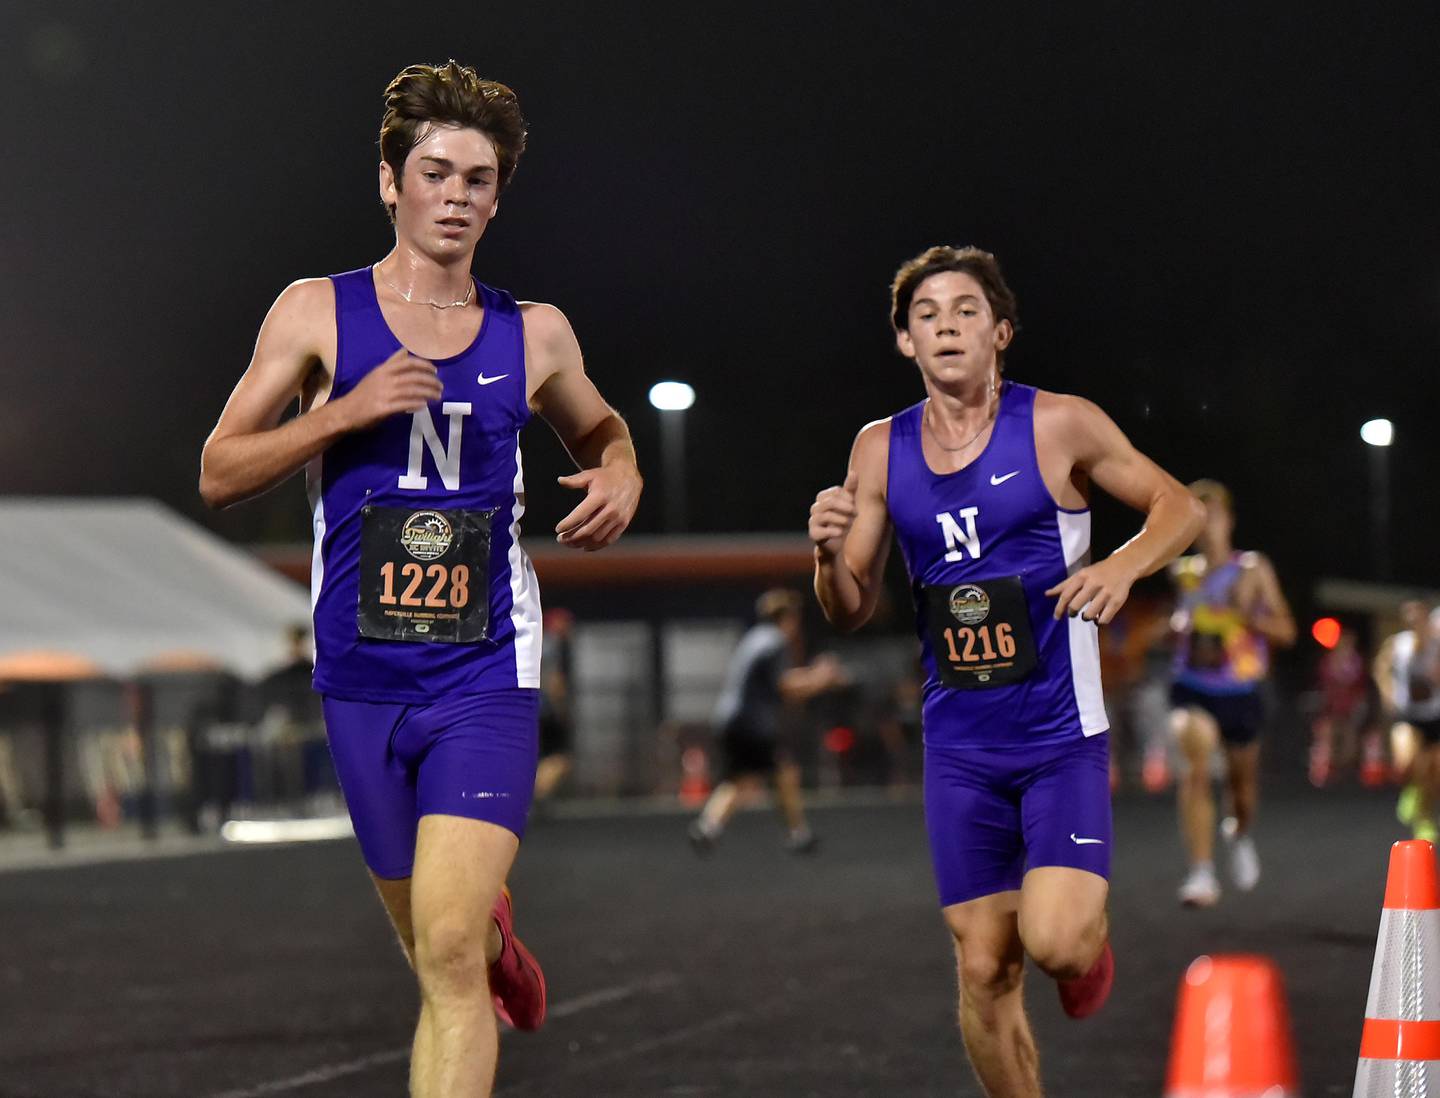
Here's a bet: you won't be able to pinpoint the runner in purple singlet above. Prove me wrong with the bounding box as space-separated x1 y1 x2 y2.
200 62 642 1097
808 246 1204 1097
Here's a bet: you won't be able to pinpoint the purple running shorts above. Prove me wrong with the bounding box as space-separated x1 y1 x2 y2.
323 688 540 879
924 732 1111 907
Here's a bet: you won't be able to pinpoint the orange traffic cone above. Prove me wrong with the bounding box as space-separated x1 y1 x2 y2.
1353 839 1440 1095
677 745 711 807
1165 954 1298 1097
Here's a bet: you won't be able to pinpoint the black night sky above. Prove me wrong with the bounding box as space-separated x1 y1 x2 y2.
4 1 1439 613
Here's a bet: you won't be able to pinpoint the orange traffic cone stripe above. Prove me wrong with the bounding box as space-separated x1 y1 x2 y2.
1360 1019 1440 1060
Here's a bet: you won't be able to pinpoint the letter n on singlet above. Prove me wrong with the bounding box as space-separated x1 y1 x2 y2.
936 507 982 562
398 402 472 491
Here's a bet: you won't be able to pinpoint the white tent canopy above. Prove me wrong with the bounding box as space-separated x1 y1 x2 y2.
0 498 312 681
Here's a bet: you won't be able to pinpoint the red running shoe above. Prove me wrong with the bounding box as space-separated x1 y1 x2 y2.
1057 939 1113 1020
489 886 547 1030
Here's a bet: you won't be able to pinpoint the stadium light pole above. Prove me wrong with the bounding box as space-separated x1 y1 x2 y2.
1361 418 1393 581
649 381 696 533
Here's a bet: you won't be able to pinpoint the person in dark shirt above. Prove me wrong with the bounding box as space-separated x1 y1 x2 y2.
688 589 846 854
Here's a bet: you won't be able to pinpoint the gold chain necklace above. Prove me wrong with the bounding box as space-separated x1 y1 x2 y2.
377 266 475 310
924 380 999 453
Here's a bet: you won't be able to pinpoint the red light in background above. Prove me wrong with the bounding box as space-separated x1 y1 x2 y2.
1311 617 1342 649
823 726 856 754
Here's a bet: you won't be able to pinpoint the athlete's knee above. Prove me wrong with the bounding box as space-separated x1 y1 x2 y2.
1180 762 1211 794
1021 917 1101 981
1173 717 1214 763
955 941 1024 1001
414 915 491 1001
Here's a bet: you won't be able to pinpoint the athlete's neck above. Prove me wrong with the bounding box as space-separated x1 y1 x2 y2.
1200 536 1232 569
923 369 1001 429
376 245 474 306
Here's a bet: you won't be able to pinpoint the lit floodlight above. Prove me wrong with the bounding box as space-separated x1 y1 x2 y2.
1360 418 1394 447
649 381 696 411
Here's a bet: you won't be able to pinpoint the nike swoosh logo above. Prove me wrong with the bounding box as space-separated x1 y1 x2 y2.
477 373 509 386
1070 834 1104 845
990 471 1020 486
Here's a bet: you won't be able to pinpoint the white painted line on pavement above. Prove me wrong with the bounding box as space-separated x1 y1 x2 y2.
204 1049 409 1098
203 973 680 1098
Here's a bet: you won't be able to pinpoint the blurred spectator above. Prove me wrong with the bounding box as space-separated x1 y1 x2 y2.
1098 597 1171 792
688 589 847 855
254 623 333 812
533 609 575 806
0 687 26 827
1309 628 1371 786
1375 601 1440 841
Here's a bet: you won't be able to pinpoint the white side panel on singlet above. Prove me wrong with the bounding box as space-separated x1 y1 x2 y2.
506 441 541 688
1057 510 1107 735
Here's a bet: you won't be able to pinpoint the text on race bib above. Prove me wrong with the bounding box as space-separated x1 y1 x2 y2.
358 506 495 644
923 575 1038 690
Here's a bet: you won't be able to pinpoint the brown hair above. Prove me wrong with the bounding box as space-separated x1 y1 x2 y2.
379 61 528 219
755 589 804 624
889 246 1020 355
1188 478 1233 514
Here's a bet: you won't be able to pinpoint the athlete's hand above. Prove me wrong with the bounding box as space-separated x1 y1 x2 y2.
555 461 642 551
809 469 860 558
1046 557 1137 625
812 653 850 689
338 349 443 431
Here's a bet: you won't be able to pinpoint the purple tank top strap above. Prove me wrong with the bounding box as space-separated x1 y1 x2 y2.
329 267 399 394
886 401 925 502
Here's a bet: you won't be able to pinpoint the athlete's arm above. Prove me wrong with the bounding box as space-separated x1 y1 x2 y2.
1238 553 1297 647
810 421 892 632
522 302 642 551
1039 393 1205 625
779 654 848 702
1373 637 1398 712
199 279 443 509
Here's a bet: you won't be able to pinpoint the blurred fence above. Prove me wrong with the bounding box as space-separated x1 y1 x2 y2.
0 622 1322 851
0 621 932 848
0 527 1392 854
0 668 336 849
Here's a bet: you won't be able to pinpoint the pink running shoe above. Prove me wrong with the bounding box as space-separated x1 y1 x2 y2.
489 886 547 1031
1057 940 1113 1020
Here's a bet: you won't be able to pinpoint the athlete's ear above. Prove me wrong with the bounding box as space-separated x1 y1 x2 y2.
487 197 500 221
894 327 916 360
994 319 1013 352
379 161 399 210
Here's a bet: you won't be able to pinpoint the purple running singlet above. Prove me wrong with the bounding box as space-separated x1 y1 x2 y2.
309 268 540 701
307 267 543 872
886 382 1106 749
884 381 1111 906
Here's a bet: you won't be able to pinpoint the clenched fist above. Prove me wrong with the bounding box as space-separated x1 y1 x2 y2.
338 348 444 431
809 469 860 558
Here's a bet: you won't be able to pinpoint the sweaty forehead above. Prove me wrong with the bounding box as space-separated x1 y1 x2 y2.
408 123 499 170
912 270 988 307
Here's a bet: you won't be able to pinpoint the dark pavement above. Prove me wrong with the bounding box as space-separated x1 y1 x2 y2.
0 784 1404 1097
